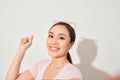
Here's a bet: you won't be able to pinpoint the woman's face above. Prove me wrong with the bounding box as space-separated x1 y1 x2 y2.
46 25 73 58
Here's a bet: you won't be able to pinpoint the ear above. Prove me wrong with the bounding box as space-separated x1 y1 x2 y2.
69 42 74 49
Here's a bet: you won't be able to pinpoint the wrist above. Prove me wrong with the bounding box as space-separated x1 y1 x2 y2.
17 48 26 54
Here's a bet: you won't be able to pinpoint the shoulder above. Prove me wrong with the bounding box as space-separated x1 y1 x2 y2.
66 64 80 72
28 59 50 78
64 64 82 79
29 59 50 71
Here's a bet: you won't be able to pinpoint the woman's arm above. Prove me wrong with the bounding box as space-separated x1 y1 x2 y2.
5 36 34 80
16 70 34 80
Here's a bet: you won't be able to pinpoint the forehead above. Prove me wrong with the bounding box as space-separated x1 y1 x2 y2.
49 25 69 35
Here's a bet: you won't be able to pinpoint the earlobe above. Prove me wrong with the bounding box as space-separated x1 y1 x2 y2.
69 42 74 49
71 42 74 46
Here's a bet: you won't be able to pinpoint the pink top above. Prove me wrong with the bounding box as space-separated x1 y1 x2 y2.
29 59 82 80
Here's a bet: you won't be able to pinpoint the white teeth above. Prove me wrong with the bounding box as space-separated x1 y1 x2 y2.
51 47 58 50
50 47 59 51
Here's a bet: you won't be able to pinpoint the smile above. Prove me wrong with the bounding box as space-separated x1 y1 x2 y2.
49 46 60 52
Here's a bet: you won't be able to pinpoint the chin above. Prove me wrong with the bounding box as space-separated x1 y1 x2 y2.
49 53 61 58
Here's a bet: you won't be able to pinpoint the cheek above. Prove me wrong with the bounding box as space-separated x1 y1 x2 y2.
60 41 71 48
46 38 50 46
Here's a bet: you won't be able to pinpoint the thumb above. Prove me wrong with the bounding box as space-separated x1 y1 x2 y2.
27 35 33 45
25 35 33 48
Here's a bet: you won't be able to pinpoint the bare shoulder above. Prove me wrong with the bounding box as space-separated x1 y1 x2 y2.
16 70 34 80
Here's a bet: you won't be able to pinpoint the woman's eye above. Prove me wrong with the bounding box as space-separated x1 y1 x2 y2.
60 37 65 40
48 35 53 38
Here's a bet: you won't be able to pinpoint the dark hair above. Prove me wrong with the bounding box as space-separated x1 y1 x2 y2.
49 22 76 64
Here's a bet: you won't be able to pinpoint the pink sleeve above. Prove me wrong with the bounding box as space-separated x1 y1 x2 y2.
28 60 43 79
68 69 82 79
28 59 49 79
28 62 39 78
66 65 82 79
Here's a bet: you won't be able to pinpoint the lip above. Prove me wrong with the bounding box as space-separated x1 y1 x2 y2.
49 46 60 52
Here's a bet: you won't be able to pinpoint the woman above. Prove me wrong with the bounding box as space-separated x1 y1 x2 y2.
5 22 82 80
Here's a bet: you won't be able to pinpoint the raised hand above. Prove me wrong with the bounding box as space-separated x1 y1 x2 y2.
5 35 34 80
18 35 33 51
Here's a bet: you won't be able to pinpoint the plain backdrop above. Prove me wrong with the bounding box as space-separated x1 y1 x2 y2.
0 0 120 80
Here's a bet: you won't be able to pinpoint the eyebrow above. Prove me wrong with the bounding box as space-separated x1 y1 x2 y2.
49 32 68 37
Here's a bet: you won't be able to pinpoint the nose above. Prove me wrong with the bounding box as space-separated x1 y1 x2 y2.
52 37 58 45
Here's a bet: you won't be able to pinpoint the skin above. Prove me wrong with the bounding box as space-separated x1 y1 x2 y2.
105 74 120 80
5 25 80 80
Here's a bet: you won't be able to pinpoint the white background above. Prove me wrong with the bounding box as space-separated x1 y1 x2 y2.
0 0 120 80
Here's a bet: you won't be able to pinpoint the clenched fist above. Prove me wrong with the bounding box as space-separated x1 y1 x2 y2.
18 35 33 51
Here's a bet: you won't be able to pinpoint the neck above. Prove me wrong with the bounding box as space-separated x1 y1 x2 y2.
50 57 69 69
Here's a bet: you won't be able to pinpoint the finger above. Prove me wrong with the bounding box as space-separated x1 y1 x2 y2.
28 35 33 43
21 37 29 44
29 35 33 41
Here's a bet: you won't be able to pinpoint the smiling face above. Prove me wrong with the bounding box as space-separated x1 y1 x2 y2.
46 25 73 58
